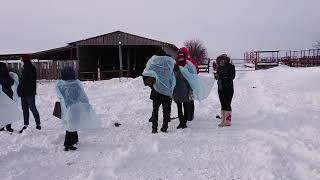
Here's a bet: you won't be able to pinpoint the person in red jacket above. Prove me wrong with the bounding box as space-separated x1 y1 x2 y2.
176 47 200 74
175 47 199 121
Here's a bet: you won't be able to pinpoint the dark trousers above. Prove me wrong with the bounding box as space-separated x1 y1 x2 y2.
177 101 193 125
218 88 234 111
190 100 195 120
64 131 79 147
151 99 171 130
21 96 41 126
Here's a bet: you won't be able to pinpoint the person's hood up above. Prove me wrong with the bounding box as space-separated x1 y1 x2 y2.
176 47 190 66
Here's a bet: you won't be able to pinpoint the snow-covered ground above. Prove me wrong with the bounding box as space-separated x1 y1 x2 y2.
1 66 320 180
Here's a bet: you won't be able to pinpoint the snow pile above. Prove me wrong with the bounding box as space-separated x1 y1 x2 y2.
1 66 320 180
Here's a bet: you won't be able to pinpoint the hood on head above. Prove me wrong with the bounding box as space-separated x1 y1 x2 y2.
21 54 31 64
60 67 76 80
176 47 190 66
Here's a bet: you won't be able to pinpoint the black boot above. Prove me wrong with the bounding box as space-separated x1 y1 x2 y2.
36 125 41 130
64 145 78 151
0 127 4 131
19 126 28 133
6 124 14 132
160 127 167 133
152 129 158 134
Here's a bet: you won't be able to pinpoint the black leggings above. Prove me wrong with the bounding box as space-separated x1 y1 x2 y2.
218 88 234 111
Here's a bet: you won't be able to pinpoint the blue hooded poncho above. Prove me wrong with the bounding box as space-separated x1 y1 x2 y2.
142 55 176 96
55 67 100 131
179 61 215 101
0 72 22 127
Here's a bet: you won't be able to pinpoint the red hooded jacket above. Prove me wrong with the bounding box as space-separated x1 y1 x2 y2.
176 47 200 74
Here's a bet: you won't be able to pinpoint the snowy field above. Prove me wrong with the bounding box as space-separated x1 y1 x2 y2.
1 66 320 180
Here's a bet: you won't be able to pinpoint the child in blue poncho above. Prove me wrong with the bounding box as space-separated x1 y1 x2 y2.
55 67 100 151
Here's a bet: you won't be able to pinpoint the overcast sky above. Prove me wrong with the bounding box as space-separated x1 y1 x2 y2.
1 0 319 58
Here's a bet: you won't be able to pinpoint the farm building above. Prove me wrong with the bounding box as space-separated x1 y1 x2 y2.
0 31 178 80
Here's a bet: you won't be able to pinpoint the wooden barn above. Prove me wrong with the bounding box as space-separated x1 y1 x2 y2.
0 31 178 80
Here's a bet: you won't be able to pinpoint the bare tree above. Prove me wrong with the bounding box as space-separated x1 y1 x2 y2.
184 39 208 64
313 41 320 49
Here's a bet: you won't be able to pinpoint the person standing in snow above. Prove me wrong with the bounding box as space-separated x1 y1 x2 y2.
143 76 172 133
143 54 176 134
0 62 15 132
55 67 100 151
173 52 196 129
214 54 235 127
18 55 41 133
175 48 199 121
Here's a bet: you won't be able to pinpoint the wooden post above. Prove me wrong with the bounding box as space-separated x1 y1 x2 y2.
127 48 130 77
97 57 101 81
118 43 123 77
76 46 80 79
37 59 40 79
134 48 137 77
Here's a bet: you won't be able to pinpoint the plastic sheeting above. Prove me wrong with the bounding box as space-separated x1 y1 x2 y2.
142 55 176 96
179 61 215 101
55 80 101 131
9 72 19 102
0 83 23 127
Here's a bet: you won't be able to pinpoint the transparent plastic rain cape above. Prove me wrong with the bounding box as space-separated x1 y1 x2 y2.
55 80 101 131
0 73 22 127
142 56 176 96
179 61 215 101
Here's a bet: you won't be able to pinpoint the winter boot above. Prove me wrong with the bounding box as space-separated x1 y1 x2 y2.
218 111 226 127
6 124 14 132
160 127 168 133
225 111 232 126
177 123 187 129
152 129 158 134
0 127 4 131
19 126 28 133
36 125 41 130
64 145 78 151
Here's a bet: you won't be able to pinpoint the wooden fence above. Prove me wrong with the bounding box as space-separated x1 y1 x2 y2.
4 60 77 80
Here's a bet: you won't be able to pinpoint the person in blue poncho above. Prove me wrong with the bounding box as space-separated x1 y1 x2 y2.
142 53 176 134
0 62 15 132
55 67 100 151
173 53 195 129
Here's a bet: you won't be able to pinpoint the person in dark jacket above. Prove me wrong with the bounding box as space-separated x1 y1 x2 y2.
0 62 15 132
214 54 236 127
17 55 41 133
173 54 194 129
143 76 172 133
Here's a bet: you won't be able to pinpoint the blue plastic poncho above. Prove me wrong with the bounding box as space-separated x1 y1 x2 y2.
0 76 23 127
9 72 20 102
142 55 176 96
55 80 100 131
179 61 215 101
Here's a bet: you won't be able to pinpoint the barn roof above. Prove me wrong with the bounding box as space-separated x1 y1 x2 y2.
68 31 178 49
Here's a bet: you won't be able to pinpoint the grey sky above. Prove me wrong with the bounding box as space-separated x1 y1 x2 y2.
1 0 319 58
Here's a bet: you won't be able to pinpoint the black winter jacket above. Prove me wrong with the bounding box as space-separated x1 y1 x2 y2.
217 63 236 90
17 62 37 97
